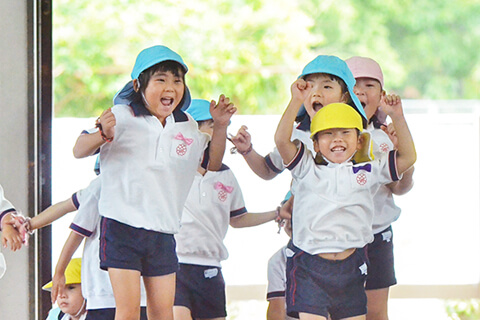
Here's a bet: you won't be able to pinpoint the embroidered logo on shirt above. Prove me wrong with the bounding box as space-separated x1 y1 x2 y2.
359 262 368 275
204 268 218 279
380 143 389 153
214 181 233 202
382 230 393 242
356 173 367 185
174 132 194 156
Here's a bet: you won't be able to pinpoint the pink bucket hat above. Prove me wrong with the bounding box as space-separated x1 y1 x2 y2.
345 56 384 88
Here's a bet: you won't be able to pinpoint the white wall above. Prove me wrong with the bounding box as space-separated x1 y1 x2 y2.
0 1 32 319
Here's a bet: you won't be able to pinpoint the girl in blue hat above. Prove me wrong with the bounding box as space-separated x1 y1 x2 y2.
72 45 236 320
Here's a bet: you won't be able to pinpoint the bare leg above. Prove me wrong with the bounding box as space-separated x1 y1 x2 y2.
173 306 192 320
366 288 389 320
109 268 141 320
299 312 328 320
143 272 176 320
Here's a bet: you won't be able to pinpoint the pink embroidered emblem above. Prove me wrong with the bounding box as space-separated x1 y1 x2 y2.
174 132 194 145
380 143 389 153
176 144 187 156
214 182 233 202
356 173 367 185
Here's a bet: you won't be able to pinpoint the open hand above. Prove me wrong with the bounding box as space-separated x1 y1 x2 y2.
210 94 236 127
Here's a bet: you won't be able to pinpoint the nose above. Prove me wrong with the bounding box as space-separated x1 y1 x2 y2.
353 85 363 96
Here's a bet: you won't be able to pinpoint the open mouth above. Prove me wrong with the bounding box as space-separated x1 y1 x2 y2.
360 102 366 108
161 97 174 106
312 102 323 112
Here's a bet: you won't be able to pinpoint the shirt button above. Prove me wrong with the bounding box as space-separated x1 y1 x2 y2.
202 192 206 197
158 148 163 152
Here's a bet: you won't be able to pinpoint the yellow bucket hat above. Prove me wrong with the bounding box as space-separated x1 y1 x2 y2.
310 103 363 138
42 258 82 290
310 103 374 163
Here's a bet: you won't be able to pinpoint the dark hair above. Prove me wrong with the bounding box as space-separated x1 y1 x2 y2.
296 73 367 130
197 119 214 128
126 60 187 112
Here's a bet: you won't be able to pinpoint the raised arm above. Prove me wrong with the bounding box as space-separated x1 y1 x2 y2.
50 231 84 303
381 122 415 195
274 79 311 164
382 94 417 175
73 108 116 158
208 95 236 171
230 126 279 180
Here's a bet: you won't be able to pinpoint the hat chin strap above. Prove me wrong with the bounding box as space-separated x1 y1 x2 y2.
72 298 86 318
141 91 152 109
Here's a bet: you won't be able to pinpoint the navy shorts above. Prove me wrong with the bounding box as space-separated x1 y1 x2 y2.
286 244 368 320
365 226 397 290
174 263 227 318
100 217 178 276
86 307 148 320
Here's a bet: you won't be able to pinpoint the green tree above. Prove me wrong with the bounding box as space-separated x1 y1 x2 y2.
53 0 480 117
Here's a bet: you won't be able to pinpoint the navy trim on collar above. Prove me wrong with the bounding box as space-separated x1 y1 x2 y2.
129 101 152 117
172 108 189 122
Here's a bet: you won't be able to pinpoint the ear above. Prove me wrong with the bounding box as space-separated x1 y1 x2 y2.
133 79 140 92
313 139 320 153
356 133 365 151
341 91 350 103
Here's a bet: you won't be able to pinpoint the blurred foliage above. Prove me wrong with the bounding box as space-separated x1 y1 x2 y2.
53 0 480 117
446 299 480 320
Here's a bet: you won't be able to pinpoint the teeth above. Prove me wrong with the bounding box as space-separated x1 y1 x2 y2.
161 98 174 106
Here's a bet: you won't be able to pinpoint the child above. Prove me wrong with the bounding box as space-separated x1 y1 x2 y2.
274 87 416 320
231 55 367 180
174 99 286 320
49 178 149 320
43 258 87 320
266 217 296 320
346 56 415 320
73 45 235 320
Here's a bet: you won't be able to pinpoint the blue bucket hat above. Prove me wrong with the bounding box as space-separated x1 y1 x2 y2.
297 55 366 120
186 99 212 122
113 45 191 110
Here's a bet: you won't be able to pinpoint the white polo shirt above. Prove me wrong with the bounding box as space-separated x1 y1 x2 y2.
70 177 147 310
175 165 247 267
266 126 314 174
288 143 400 255
99 105 210 233
0 184 15 228
366 124 402 234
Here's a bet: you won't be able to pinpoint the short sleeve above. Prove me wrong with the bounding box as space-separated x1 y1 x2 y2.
70 178 101 237
266 247 287 300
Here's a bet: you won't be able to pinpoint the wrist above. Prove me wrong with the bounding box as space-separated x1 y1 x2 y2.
238 143 253 156
95 118 113 143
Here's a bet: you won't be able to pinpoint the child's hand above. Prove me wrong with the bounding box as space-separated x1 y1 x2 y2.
290 78 312 103
230 125 252 154
97 108 116 140
279 196 293 220
51 272 66 304
381 123 398 149
381 94 404 119
1 224 23 251
210 94 236 127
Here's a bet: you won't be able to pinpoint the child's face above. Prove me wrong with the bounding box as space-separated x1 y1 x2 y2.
353 77 384 121
198 119 214 137
57 283 84 316
314 128 361 163
143 70 185 123
303 74 347 119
